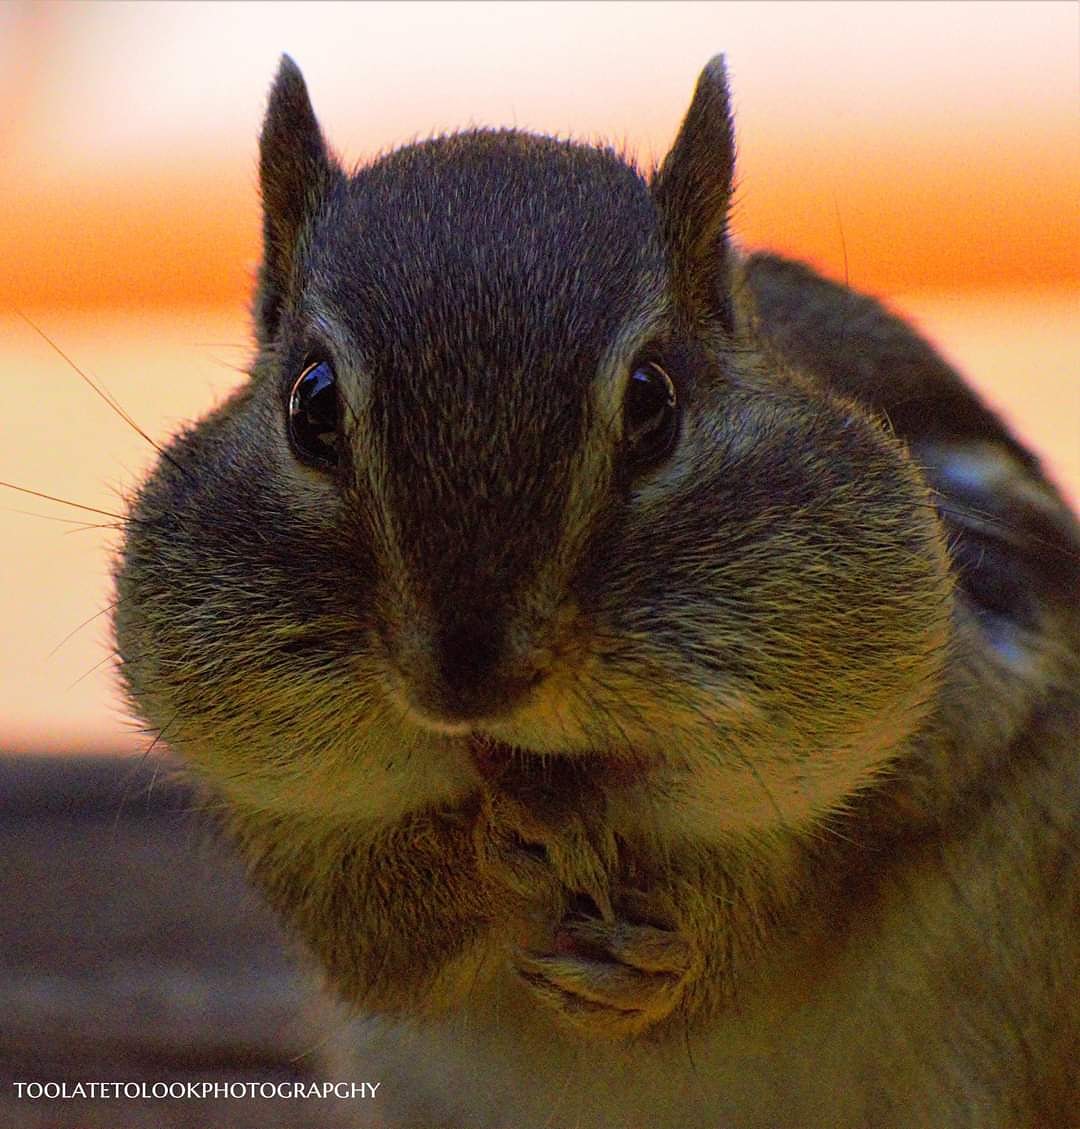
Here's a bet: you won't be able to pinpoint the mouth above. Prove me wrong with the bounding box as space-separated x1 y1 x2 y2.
467 734 656 791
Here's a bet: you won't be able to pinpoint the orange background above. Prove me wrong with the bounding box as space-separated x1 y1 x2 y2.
1 1 1077 754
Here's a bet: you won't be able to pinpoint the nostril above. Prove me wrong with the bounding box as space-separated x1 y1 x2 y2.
395 611 550 727
510 833 548 862
565 891 602 920
526 665 549 688
439 619 503 691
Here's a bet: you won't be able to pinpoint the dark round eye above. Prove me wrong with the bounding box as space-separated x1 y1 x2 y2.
288 360 340 468
624 362 679 470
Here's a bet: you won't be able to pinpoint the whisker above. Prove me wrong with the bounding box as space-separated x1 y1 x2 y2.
13 308 194 484
47 602 117 660
67 651 115 691
0 480 145 524
111 719 177 838
61 522 128 535
832 194 850 291
931 497 1080 564
2 506 108 527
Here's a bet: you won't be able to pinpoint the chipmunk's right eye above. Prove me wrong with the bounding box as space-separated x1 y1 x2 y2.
624 361 679 471
288 360 340 468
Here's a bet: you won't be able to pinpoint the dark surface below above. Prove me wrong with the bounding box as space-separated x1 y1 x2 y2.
0 754 368 1129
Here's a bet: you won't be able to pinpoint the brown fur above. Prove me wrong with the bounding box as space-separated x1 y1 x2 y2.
113 55 1079 1127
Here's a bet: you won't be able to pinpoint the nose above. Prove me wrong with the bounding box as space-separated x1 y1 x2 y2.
399 615 546 727
439 618 501 702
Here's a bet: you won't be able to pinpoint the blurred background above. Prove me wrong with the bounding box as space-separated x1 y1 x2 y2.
1 0 1077 757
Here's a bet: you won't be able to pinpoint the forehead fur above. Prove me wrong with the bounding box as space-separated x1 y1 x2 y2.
312 130 662 368
302 130 665 592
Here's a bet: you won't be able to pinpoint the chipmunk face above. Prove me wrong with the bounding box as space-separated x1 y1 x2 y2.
114 58 952 843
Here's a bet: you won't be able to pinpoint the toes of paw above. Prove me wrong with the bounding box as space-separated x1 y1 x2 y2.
516 970 647 1036
485 839 556 900
558 917 697 977
515 950 684 1017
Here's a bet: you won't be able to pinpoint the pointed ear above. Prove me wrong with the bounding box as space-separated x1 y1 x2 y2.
652 56 736 331
256 55 340 345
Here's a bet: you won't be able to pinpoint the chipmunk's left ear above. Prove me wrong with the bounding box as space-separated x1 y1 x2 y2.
652 56 736 332
256 55 343 345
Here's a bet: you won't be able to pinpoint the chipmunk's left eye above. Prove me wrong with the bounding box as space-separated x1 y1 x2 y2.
624 362 679 471
288 360 340 468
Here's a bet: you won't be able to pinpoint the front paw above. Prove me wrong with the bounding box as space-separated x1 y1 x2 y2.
475 787 616 920
514 909 702 1038
474 789 561 908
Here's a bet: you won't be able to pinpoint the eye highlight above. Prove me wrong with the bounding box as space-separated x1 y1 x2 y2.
624 361 679 471
288 360 340 468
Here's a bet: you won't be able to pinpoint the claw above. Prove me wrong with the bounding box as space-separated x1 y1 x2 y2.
559 917 696 975
513 916 700 1037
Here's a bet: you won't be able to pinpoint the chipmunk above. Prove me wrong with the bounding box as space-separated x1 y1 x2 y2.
113 55 1080 1128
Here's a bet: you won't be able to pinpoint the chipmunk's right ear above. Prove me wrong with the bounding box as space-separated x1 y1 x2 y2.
256 55 342 345
652 56 737 333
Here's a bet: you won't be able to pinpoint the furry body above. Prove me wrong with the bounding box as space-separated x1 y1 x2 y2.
114 58 1079 1127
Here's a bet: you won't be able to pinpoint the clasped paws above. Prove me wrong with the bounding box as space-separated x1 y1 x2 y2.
515 900 701 1038
476 789 701 1037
